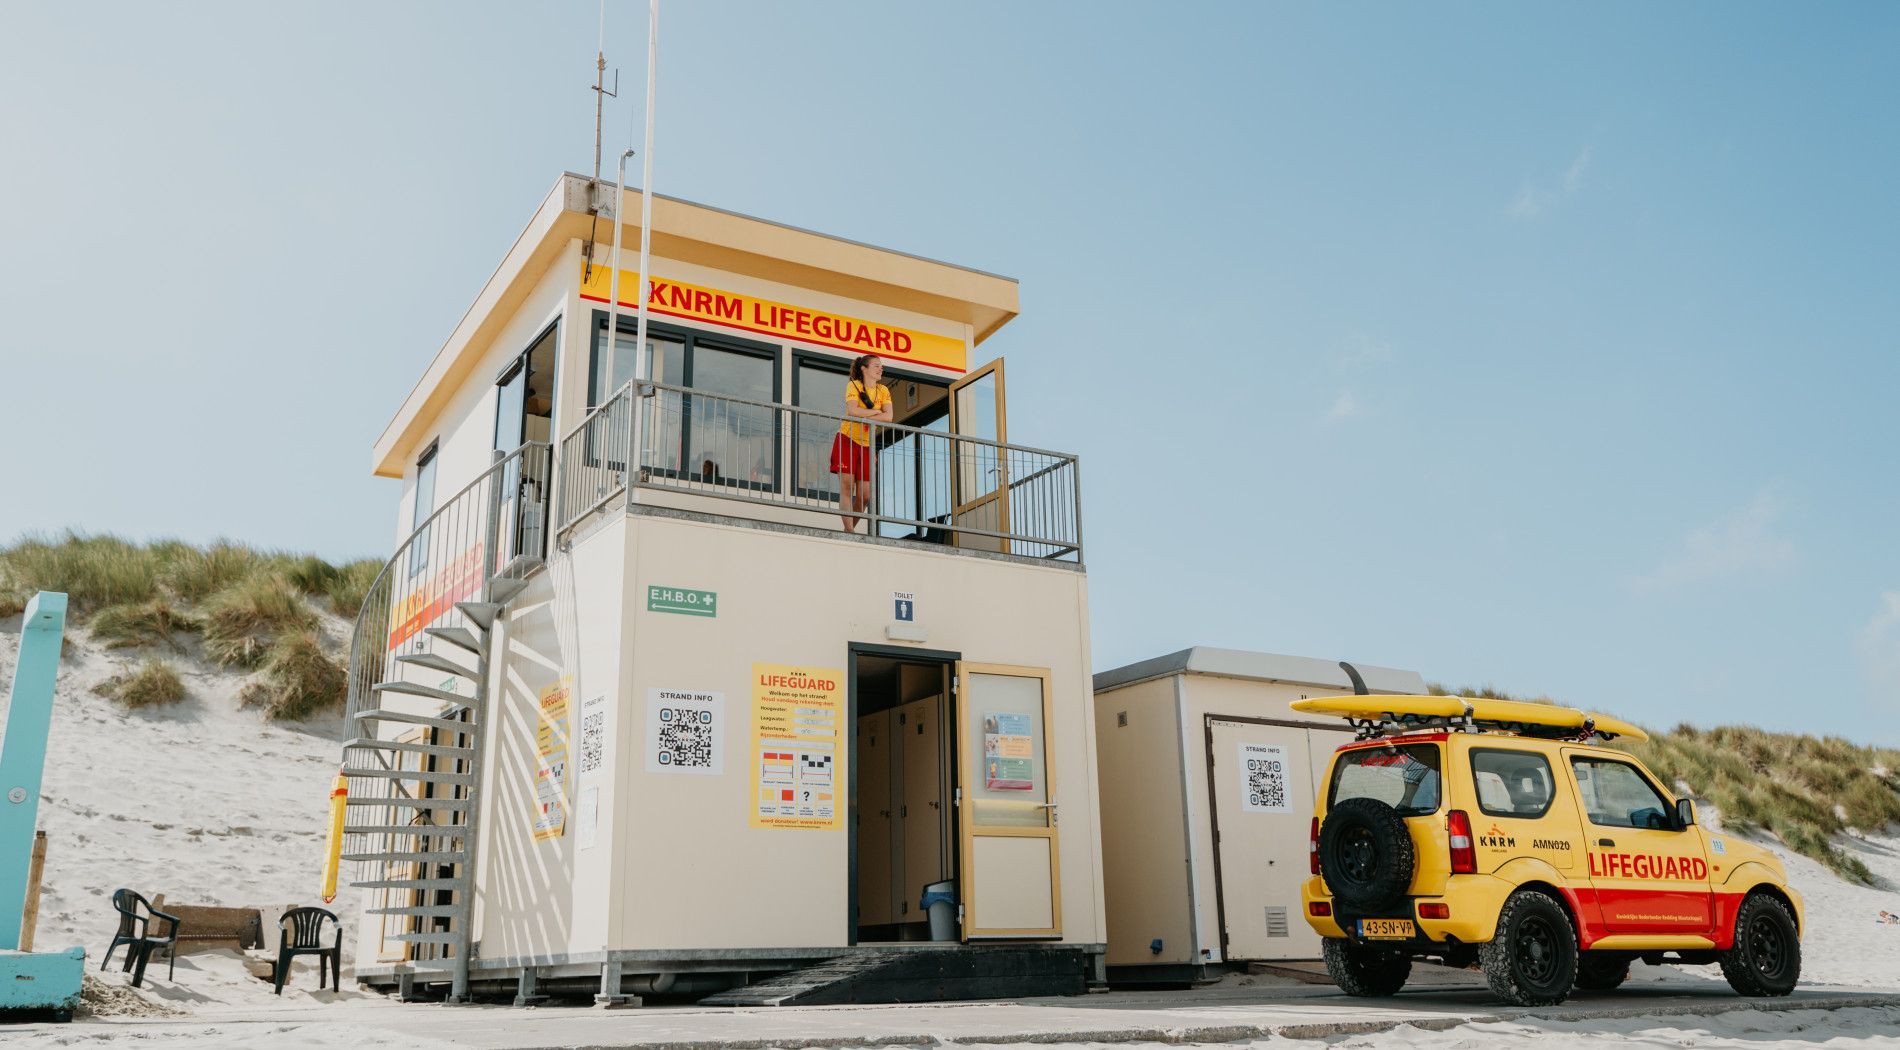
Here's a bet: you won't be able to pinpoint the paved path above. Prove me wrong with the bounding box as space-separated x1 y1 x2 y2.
19 980 1900 1047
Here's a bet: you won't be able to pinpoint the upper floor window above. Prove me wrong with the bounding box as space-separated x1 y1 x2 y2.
591 316 778 490
408 442 438 577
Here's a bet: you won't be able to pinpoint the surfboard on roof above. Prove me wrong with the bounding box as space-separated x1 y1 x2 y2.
1290 694 1648 742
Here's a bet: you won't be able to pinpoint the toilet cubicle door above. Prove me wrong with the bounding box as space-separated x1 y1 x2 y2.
1206 718 1325 960
956 662 1061 939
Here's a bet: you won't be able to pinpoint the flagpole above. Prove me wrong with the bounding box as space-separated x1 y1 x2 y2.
634 0 659 392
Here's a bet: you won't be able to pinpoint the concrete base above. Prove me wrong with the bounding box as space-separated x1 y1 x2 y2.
0 946 85 1021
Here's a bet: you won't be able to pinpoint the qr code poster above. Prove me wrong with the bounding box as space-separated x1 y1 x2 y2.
578 694 608 779
1239 742 1294 813
645 689 725 775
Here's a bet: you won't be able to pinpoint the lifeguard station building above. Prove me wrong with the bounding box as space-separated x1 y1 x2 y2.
338 174 1103 1004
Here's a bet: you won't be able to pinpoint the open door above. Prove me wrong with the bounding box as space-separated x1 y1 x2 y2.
947 359 1009 553
956 662 1061 939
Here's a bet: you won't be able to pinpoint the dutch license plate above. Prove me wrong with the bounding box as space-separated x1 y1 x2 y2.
1359 918 1415 940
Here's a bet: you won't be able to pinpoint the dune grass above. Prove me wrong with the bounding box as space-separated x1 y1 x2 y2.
325 558 383 619
95 657 187 709
199 573 319 669
240 630 347 721
88 597 201 649
0 533 162 613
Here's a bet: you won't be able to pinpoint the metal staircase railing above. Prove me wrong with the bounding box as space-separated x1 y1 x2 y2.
339 442 550 1003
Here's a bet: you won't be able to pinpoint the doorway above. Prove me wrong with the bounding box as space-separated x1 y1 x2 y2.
850 646 957 944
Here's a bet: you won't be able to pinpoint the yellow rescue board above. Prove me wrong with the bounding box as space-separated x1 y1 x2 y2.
1290 694 1648 742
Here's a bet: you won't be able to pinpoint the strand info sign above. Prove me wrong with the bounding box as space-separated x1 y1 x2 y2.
581 265 967 373
648 586 716 617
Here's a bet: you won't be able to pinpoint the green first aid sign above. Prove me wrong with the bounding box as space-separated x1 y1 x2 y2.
648 586 716 617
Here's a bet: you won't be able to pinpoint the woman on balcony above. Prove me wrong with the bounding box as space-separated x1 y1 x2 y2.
831 354 892 533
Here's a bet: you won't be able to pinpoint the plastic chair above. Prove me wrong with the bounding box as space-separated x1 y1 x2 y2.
275 907 342 994
102 889 182 987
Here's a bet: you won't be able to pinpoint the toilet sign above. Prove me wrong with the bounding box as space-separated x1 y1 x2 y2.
893 592 915 622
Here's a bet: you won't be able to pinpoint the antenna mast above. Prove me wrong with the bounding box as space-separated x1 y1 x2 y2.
583 0 618 282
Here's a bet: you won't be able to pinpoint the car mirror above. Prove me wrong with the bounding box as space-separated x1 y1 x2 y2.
1675 797 1696 830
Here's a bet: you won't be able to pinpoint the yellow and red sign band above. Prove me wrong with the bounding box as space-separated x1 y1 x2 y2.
387 542 486 649
580 265 967 373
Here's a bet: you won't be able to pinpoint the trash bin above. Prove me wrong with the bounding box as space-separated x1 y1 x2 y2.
921 880 957 941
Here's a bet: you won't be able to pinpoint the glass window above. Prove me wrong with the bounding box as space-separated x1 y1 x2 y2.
687 344 776 488
1570 757 1674 830
1470 748 1556 819
794 359 846 499
407 443 437 577
591 329 683 407
493 360 525 452
1329 743 1442 816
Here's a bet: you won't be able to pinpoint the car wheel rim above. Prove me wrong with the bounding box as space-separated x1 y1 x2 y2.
1749 915 1788 979
1516 915 1558 985
1340 828 1376 883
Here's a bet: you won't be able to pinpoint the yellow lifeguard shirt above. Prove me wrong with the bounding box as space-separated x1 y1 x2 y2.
838 381 892 447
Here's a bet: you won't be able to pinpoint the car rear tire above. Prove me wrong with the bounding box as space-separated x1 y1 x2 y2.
1480 888 1577 1006
1574 952 1630 991
1323 937 1412 997
1318 797 1415 913
1719 892 1800 996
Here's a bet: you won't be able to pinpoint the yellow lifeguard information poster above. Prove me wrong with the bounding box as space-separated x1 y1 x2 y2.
532 677 572 841
750 662 844 830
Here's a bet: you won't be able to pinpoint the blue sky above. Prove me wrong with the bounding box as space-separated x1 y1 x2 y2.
3 3 1896 743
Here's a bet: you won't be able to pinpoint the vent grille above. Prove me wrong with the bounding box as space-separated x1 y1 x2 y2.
1265 906 1290 938
1117 711 1129 728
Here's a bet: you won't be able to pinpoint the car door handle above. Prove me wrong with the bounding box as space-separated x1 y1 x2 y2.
1598 838 1616 847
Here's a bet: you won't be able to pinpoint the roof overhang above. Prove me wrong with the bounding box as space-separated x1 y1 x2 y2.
1093 646 1428 696
371 174 1020 478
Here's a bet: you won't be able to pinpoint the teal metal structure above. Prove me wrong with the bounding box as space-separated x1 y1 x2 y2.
0 591 82 1020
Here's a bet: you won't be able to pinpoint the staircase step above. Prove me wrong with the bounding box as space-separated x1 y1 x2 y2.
455 601 503 632
342 850 466 865
388 931 462 945
486 575 531 606
343 824 468 839
351 878 465 891
341 767 472 787
345 795 469 811
371 680 469 705
395 653 480 682
366 904 463 918
343 737 473 760
354 709 475 734
423 626 484 654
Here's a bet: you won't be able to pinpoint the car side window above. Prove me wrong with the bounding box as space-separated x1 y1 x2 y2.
1470 748 1555 819
1569 757 1674 830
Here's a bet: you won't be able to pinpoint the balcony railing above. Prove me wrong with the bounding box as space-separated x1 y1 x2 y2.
557 380 1083 562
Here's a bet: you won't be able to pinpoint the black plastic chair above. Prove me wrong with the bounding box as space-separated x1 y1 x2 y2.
275 907 342 994
102 889 181 987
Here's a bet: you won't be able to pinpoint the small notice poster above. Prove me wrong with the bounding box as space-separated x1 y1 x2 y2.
578 694 608 779
750 663 844 830
1239 742 1292 813
646 689 724 775
984 711 1036 791
533 678 572 840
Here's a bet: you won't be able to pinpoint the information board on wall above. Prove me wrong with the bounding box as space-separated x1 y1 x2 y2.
984 712 1036 791
646 688 725 775
1238 742 1293 813
749 663 843 830
533 678 572 840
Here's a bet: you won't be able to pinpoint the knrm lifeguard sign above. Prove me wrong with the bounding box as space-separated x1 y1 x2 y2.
582 265 967 373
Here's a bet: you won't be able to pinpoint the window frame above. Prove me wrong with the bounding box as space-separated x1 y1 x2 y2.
1468 746 1557 820
791 349 953 523
407 440 439 578
589 312 784 494
1567 755 1679 831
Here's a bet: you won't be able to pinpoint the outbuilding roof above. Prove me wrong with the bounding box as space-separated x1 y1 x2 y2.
1093 646 1426 695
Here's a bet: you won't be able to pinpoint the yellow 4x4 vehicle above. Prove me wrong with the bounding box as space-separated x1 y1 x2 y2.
1291 694 1803 1007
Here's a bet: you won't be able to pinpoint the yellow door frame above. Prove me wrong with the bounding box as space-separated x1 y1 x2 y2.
955 661 1062 940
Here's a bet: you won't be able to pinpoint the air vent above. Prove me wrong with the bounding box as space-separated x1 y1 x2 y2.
1117 711 1128 728
1265 906 1290 938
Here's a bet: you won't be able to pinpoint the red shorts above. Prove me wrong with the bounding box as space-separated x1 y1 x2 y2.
829 432 871 481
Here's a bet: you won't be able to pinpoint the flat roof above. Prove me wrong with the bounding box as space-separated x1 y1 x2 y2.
372 174 1021 478
1093 646 1427 695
